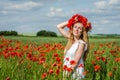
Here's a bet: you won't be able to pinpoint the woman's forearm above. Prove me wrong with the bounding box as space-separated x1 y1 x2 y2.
57 21 70 38
57 21 68 29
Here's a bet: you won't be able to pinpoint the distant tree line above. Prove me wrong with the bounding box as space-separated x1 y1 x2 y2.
96 34 120 37
89 34 120 38
0 30 57 37
37 30 57 37
0 31 18 36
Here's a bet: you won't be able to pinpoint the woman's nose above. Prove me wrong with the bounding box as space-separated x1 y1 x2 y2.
75 27 79 30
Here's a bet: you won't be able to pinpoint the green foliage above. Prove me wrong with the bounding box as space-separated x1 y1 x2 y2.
36 30 57 37
1 36 120 80
0 31 18 36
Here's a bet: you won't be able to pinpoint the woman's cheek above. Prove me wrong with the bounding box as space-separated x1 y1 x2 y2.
78 30 82 33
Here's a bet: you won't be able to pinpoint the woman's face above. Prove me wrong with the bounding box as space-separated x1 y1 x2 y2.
72 22 83 38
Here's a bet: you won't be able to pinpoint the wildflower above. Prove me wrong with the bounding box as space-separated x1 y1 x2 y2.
63 65 68 70
70 60 76 65
101 57 106 62
48 69 54 74
6 77 10 80
94 65 101 71
56 69 60 75
82 70 89 75
41 73 47 79
96 56 100 61
108 72 112 77
78 64 84 68
53 53 59 57
52 62 57 67
92 59 96 65
66 67 73 72
66 57 69 61
56 57 61 62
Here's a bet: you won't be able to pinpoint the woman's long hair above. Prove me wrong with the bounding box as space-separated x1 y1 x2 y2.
64 24 89 61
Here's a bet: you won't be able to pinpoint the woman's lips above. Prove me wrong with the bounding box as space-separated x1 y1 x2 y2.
74 31 78 34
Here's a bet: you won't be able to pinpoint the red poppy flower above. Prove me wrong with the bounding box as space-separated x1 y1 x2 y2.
41 72 47 79
101 57 106 62
53 53 59 57
108 72 112 77
96 56 100 61
66 57 69 61
56 57 61 62
70 60 76 65
66 67 73 72
5 77 10 80
63 65 68 70
39 57 46 64
82 70 89 75
94 65 101 71
56 69 60 75
114 58 120 62
92 59 96 65
78 64 84 68
52 62 57 67
48 69 54 74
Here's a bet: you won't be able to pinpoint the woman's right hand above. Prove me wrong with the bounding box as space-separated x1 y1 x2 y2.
57 21 70 38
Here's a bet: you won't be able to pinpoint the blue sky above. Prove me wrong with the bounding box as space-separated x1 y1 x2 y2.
0 0 120 36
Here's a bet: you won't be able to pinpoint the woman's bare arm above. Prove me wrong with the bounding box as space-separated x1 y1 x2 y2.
57 21 70 38
71 43 85 69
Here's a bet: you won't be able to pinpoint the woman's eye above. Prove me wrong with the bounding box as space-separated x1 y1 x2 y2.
74 26 77 28
74 26 82 30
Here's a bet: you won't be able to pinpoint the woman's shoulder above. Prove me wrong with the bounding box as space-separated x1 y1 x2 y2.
78 40 87 51
78 40 86 44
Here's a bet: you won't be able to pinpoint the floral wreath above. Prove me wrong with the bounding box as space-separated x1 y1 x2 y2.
67 14 92 32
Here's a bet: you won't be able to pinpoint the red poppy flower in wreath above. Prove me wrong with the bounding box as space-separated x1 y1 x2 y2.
67 14 92 32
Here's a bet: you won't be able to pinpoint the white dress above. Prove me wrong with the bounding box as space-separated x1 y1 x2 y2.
63 40 87 80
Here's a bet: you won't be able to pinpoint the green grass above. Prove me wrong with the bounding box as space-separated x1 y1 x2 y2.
4 36 67 45
4 36 120 44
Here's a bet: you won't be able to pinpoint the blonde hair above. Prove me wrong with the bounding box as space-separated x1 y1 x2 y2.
64 25 89 61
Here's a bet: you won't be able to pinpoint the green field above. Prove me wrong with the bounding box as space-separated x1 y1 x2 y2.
3 36 120 43
0 36 120 80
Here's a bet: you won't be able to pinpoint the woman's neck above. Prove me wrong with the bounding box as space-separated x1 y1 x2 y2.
74 36 81 42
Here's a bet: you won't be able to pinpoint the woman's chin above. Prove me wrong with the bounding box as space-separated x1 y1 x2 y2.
74 34 79 37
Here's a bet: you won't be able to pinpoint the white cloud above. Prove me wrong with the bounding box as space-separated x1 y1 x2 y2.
109 0 119 5
94 1 107 9
92 19 110 25
92 0 120 21
101 20 110 24
50 7 62 12
94 0 120 10
4 1 43 11
47 12 55 17
47 7 63 17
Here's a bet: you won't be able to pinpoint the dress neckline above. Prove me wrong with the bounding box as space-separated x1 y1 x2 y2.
73 39 84 44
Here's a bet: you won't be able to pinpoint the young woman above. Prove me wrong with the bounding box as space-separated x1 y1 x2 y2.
57 14 92 79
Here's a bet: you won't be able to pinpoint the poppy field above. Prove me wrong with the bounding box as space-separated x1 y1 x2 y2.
0 36 120 80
